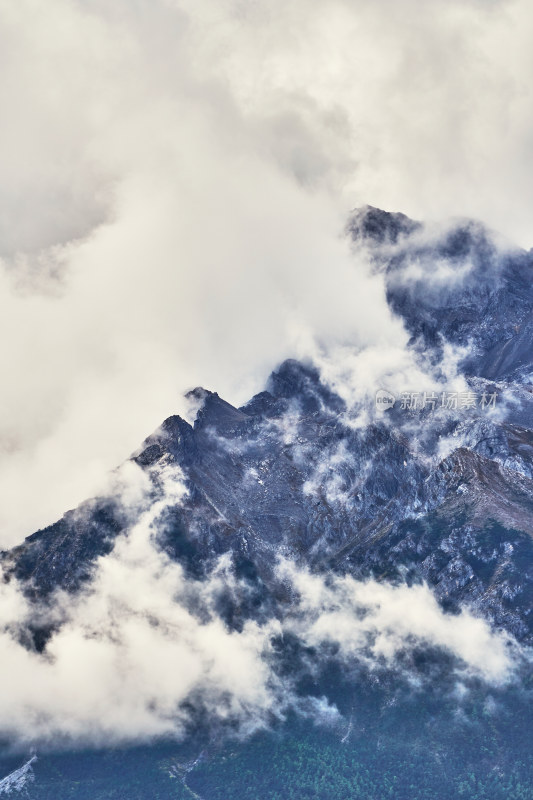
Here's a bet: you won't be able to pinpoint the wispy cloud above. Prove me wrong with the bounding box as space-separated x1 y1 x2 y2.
0 464 522 749
1 0 532 541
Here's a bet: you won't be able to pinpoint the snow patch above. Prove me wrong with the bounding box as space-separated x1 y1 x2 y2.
0 756 36 796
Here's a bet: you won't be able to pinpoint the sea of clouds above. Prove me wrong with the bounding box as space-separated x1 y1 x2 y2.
0 0 532 751
1 0 533 542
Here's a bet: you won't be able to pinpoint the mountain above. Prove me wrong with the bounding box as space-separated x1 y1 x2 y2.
1 206 532 797
350 205 533 383
4 207 533 644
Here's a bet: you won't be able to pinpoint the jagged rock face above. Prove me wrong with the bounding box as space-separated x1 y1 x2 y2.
350 206 533 383
4 208 533 644
0 756 36 795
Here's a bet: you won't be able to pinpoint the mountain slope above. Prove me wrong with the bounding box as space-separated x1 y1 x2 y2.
4 205 533 644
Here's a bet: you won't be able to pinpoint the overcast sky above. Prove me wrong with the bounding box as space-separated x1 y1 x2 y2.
1 0 533 543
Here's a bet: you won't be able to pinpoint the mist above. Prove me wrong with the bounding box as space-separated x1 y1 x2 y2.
1 0 533 544
0 462 520 750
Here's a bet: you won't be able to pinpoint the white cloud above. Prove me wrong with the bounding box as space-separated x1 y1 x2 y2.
278 561 517 685
0 453 521 749
0 455 520 749
1 0 532 543
0 466 283 747
0 537 520 748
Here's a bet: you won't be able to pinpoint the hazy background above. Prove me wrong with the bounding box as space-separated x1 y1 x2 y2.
1 0 533 543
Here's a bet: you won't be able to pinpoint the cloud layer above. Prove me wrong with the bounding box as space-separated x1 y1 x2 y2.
0 463 521 749
1 0 533 541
